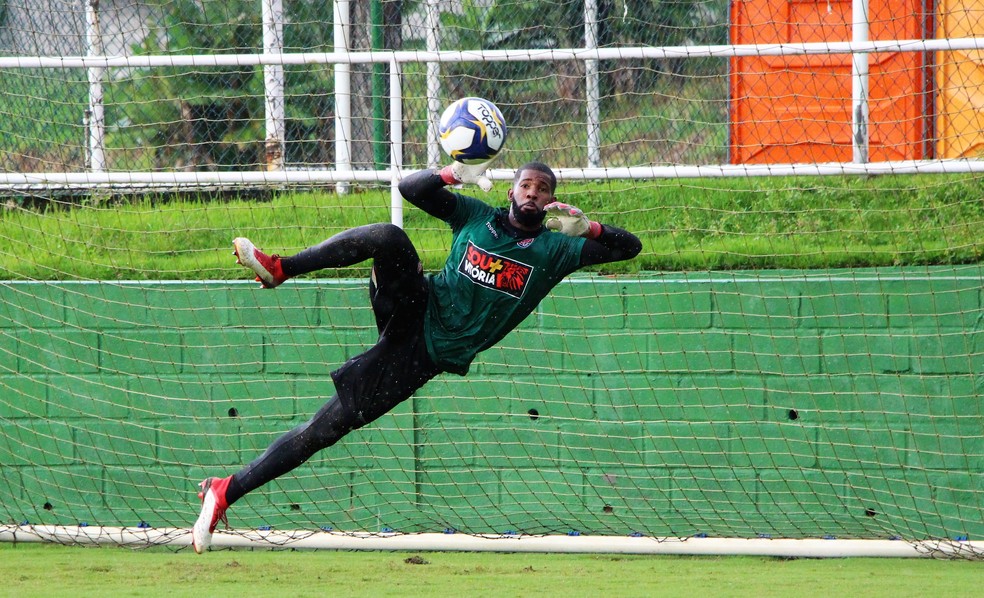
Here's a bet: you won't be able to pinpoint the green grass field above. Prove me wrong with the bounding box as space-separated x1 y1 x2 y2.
0 543 981 598
2 173 983 280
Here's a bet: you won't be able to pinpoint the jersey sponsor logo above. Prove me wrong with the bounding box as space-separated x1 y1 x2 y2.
458 241 533 298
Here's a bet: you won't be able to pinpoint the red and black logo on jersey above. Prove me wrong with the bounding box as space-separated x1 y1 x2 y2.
458 241 533 298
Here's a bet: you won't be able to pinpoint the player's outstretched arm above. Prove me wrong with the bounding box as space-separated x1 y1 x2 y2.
399 159 498 220
580 224 643 266
543 201 642 267
397 168 458 220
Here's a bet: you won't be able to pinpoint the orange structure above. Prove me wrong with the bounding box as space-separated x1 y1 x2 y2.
730 0 933 164
936 0 984 158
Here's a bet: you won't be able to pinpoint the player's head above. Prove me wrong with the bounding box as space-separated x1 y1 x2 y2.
508 162 557 230
513 162 557 193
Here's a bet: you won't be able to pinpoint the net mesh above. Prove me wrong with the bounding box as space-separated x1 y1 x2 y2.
0 0 981 558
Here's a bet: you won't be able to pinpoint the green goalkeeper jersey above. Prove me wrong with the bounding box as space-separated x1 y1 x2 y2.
424 193 586 374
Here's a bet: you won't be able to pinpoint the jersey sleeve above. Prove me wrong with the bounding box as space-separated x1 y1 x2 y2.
550 232 587 279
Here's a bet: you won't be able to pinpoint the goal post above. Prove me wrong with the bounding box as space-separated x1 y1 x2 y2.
0 0 982 559
2 526 980 559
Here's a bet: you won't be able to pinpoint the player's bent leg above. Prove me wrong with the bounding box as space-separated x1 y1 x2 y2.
233 224 420 293
283 223 420 274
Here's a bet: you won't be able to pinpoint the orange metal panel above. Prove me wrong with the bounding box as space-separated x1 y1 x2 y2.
936 0 984 158
730 0 931 164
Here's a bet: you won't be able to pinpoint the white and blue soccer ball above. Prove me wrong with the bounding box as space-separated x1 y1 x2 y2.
438 97 508 164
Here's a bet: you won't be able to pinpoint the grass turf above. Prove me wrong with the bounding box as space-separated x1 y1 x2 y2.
0 543 981 598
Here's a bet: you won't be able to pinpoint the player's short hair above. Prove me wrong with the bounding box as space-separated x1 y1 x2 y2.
514 162 557 193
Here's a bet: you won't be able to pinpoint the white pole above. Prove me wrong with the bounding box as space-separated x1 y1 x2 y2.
262 0 286 171
85 0 106 173
10 158 984 190
426 0 442 168
2 526 980 558
390 58 404 228
584 0 601 168
334 0 352 194
5 40 982 70
852 0 870 163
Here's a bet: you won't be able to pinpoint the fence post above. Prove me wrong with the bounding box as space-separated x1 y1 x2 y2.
85 0 105 173
335 0 353 194
390 57 403 228
852 0 870 164
262 0 286 171
585 0 601 169
426 0 442 168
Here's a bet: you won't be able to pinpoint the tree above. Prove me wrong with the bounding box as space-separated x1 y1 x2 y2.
113 0 339 170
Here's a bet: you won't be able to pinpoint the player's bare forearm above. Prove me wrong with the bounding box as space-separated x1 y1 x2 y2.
580 224 642 266
397 169 457 220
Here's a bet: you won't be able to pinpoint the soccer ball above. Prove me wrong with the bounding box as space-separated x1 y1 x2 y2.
438 97 508 164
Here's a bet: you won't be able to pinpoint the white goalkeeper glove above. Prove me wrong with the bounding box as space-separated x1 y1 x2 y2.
544 202 603 239
439 160 495 192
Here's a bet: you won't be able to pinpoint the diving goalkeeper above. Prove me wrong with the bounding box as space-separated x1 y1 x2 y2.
192 160 642 553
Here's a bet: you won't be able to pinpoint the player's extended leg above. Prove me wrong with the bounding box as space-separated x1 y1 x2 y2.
193 394 372 553
226 389 383 502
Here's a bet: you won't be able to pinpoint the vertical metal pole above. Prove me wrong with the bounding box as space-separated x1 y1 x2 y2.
334 0 352 194
85 0 106 173
852 0 870 163
426 0 442 168
262 0 286 171
371 0 387 169
390 58 404 228
584 0 601 168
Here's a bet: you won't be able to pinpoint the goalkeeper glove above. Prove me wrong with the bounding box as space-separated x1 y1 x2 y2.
544 202 603 239
439 160 495 192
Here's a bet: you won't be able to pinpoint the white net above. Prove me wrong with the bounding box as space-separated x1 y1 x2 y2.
0 0 981 558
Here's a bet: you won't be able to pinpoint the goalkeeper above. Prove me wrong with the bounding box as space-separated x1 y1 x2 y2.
192 160 642 553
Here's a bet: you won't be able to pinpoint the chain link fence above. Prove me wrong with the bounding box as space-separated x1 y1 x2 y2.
0 0 729 180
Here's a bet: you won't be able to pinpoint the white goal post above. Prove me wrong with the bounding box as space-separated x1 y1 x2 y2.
3 525 982 558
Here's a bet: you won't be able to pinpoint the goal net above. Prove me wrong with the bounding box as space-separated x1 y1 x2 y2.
0 0 981 558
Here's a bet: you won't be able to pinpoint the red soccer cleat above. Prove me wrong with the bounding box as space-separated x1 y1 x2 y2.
192 476 231 554
233 237 288 288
